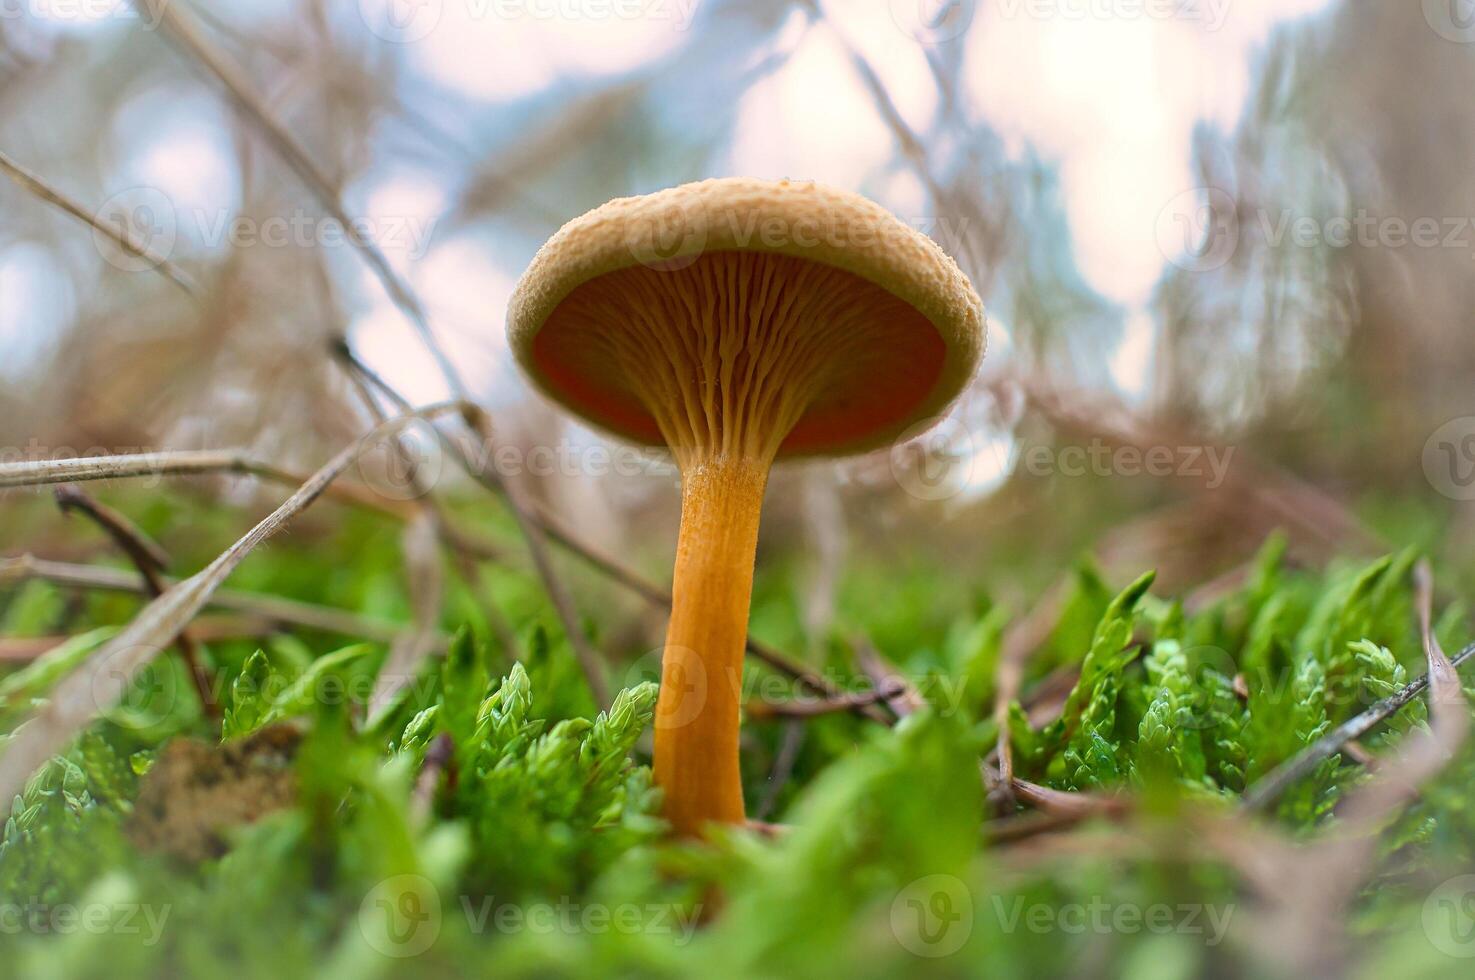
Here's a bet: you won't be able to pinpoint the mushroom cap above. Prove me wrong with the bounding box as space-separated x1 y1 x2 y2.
506 177 986 458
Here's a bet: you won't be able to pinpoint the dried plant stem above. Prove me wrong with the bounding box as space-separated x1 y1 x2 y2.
0 618 274 663
335 342 855 714
334 345 615 704
53 486 219 717
1243 639 1475 812
0 449 412 518
745 685 900 720
0 148 199 296
142 0 468 399
0 555 439 646
0 402 462 814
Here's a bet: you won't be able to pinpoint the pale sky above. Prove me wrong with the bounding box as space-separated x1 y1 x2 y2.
2 0 1342 418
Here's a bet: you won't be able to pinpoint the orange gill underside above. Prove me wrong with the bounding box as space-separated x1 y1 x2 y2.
529 250 947 458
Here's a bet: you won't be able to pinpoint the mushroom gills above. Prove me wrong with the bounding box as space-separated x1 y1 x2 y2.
532 249 948 460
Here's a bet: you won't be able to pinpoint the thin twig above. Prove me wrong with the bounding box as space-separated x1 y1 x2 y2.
53 486 219 717
745 684 901 720
52 486 170 573
411 732 456 827
142 0 468 399
0 148 199 296
853 638 923 720
0 617 274 663
0 449 414 518
754 719 804 821
993 575 1073 804
1243 637 1475 812
333 330 869 717
0 403 462 811
0 555 443 647
368 512 445 721
335 344 615 705
342 361 520 686
0 450 251 489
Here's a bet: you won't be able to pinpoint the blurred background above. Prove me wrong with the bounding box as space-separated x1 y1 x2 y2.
3 0 1474 655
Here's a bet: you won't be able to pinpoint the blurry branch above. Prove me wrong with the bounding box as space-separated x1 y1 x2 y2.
816 9 998 278
0 617 272 662
142 0 617 705
0 148 199 296
854 637 923 719
1006 378 1383 557
52 486 169 573
53 486 219 717
992 575 1072 807
753 720 803 821
411 732 456 828
1243 564 1475 812
340 362 522 697
0 450 249 488
0 555 434 647
745 685 900 720
334 345 610 707
1332 560 1469 820
0 402 463 811
368 513 445 721
337 336 867 716
142 0 468 399
0 449 415 519
1223 562 1471 974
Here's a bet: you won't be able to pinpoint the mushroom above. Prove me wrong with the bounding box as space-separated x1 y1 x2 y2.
507 178 984 837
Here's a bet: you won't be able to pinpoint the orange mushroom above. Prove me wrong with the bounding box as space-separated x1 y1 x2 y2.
508 178 985 837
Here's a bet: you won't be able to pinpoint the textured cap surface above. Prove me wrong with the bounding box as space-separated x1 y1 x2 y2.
507 177 986 457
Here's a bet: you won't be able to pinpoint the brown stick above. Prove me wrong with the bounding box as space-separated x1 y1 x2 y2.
1 555 439 647
53 486 219 717
0 403 464 811
0 148 198 296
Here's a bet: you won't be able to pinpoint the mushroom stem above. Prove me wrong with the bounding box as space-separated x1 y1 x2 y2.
654 452 770 837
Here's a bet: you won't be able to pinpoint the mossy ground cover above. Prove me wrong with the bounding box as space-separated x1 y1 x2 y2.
2 493 1474 978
